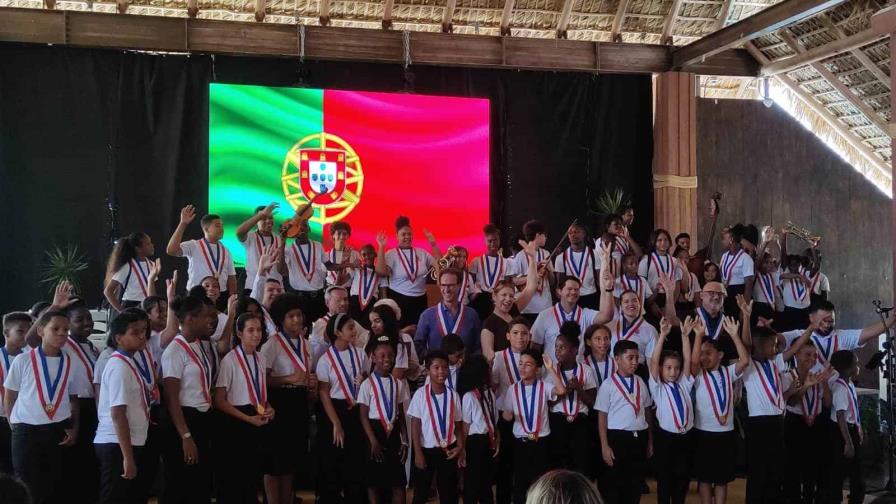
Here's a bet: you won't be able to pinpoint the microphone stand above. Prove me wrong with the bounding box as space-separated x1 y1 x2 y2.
871 300 896 496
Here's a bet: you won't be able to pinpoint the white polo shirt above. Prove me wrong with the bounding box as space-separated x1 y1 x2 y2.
408 385 462 448
742 354 786 417
63 337 100 399
261 333 313 379
830 378 860 425
385 247 434 297
694 364 743 432
357 374 410 424
638 252 683 294
719 249 754 286
554 248 597 296
650 374 695 433
216 347 268 407
4 348 89 425
511 248 553 315
471 254 511 293
112 258 155 302
531 303 598 364
780 274 811 309
783 329 863 366
240 231 283 291
500 379 557 439
284 241 327 291
462 389 498 436
545 364 597 416
161 336 213 412
316 346 368 402
180 239 236 290
94 352 150 446
609 311 657 364
595 373 652 431
325 248 361 289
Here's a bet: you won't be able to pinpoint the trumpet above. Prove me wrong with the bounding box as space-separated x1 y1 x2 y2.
431 246 463 280
784 221 821 247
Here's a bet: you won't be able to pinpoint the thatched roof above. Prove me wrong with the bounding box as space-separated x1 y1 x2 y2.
0 0 890 189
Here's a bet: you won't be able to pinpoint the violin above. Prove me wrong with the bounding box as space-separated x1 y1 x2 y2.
281 195 321 239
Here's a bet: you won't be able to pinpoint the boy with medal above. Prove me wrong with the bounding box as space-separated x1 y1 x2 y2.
358 338 410 504
511 220 553 323
166 204 237 294
825 350 865 504
4 309 86 504
470 224 509 320
596 340 653 504
324 221 361 289
408 350 464 504
690 311 750 504
458 355 500 504
648 316 694 504
553 222 599 309
235 203 283 295
349 244 387 327
278 215 329 323
213 313 274 503
0 311 31 474
499 349 563 504
546 322 596 477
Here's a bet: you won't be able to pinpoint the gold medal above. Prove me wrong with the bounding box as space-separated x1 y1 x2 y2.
45 403 55 413
386 421 393 434
566 415 575 423
256 404 266 415
439 440 447 449
719 415 727 424
527 433 536 441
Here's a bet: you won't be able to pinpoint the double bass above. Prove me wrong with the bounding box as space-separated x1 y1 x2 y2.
687 192 721 281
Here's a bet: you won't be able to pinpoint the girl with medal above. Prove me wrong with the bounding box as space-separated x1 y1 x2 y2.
740 320 812 503
719 226 755 317
104 231 161 311
614 254 653 316
689 312 749 504
350 244 386 328
0 311 30 474
94 309 152 504
457 355 499 504
260 293 317 504
375 216 440 327
648 316 694 504
213 313 274 503
368 304 419 385
408 350 464 504
546 323 596 477
553 221 599 309
160 295 216 503
499 348 562 504
826 350 865 504
780 341 832 503
316 313 369 503
750 253 780 328
596 340 652 504
4 309 83 504
325 221 361 289
595 214 643 280
358 338 410 504
637 229 682 310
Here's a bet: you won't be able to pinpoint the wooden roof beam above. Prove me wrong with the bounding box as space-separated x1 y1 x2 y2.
254 0 264 21
673 0 846 69
714 0 734 31
319 0 330 26
778 28 889 132
442 0 457 32
660 0 683 45
382 0 394 29
818 14 889 90
556 0 576 39
610 0 631 42
761 28 887 75
500 0 515 36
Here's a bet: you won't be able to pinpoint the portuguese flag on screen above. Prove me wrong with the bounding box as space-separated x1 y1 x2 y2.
210 84 490 267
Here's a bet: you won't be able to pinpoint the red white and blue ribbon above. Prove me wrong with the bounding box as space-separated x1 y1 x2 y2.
558 365 585 419
0 348 11 403
563 249 591 282
174 336 212 404
473 388 496 439
110 351 150 419
274 332 309 373
397 247 419 282
552 304 583 332
66 337 98 383
199 239 225 277
234 345 266 408
615 315 644 342
132 348 159 404
754 359 782 409
811 332 839 363
721 249 744 285
702 367 731 425
650 252 672 279
513 380 545 439
326 346 361 405
502 349 521 384
425 384 456 446
665 381 689 432
795 371 821 426
697 307 724 341
758 273 776 304
129 258 152 297
436 303 466 337
586 355 615 386
611 373 641 416
254 232 278 258
292 242 317 281
621 275 644 304
30 347 71 420
358 267 378 311
370 372 397 432
479 255 505 292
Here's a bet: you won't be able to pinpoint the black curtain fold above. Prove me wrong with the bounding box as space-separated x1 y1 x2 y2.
0 42 653 312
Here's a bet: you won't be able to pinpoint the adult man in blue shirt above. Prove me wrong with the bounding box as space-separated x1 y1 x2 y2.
414 268 482 357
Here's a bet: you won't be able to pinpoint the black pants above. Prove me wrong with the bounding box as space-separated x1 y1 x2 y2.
578 293 599 310
160 406 213 504
784 412 825 504
512 436 550 504
317 399 365 503
11 421 68 504
96 443 147 504
464 434 496 504
295 289 327 325
387 289 428 328
412 446 459 504
653 429 692 504
215 406 265 504
63 397 99 503
745 415 784 504
600 429 647 504
548 413 591 476
137 405 162 499
495 418 514 504
825 423 864 504
0 416 12 474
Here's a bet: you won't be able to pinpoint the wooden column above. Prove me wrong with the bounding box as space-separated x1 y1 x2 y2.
871 6 896 300
653 71 698 253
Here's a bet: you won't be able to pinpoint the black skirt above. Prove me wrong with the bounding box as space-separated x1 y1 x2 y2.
694 429 737 484
265 386 310 475
365 421 407 488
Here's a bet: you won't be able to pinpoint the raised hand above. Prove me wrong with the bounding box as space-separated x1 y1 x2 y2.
722 316 740 337
149 258 162 280
600 267 615 292
227 294 239 315
180 204 196 225
376 231 388 249
52 280 74 309
258 244 278 276
659 317 671 337
423 229 437 246
736 294 752 317
166 270 179 300
261 202 279 217
681 315 695 336
519 239 538 258
658 271 676 295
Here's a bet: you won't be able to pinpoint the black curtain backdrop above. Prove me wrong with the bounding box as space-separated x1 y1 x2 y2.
0 42 653 313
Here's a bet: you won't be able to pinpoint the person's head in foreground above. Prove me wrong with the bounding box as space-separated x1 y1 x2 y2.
525 469 604 504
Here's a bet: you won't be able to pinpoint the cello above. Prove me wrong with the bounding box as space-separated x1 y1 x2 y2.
687 192 721 282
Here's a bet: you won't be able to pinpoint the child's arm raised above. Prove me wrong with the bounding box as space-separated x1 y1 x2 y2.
649 316 675 380
689 316 706 377
725 316 751 375
166 205 195 257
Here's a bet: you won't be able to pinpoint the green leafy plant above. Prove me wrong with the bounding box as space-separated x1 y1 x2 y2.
41 243 89 294
590 187 631 216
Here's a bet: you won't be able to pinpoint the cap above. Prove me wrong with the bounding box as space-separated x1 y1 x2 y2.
702 281 727 297
373 298 402 321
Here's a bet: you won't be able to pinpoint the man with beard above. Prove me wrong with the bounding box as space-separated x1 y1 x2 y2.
310 286 369 364
236 203 283 295
659 274 737 358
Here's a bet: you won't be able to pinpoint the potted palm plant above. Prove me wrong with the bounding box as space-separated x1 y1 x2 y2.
40 243 89 294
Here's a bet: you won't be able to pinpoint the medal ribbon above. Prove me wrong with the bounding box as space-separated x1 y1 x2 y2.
370 373 396 432
650 252 671 277
327 346 359 404
66 338 97 383
564 249 591 281
698 308 723 340
473 388 496 438
587 355 614 386
611 373 641 416
436 303 466 337
133 349 158 404
559 365 584 418
457 271 470 304
808 272 821 294
702 367 731 425
397 247 418 282
129 258 151 297
552 304 582 332
722 250 743 285
359 267 378 311
110 351 150 418
838 379 862 429
615 235 630 254
502 349 521 384
811 333 838 363
480 255 505 291
0 348 10 402
665 381 689 431
327 249 340 285
616 316 644 341
235 345 266 408
173 336 212 404
425 384 455 446
755 359 782 409
622 275 643 304
292 242 316 281
759 273 776 304
514 380 544 439
199 239 224 277
30 347 71 420
254 232 276 258
274 333 308 373
790 276 807 302
800 376 821 426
